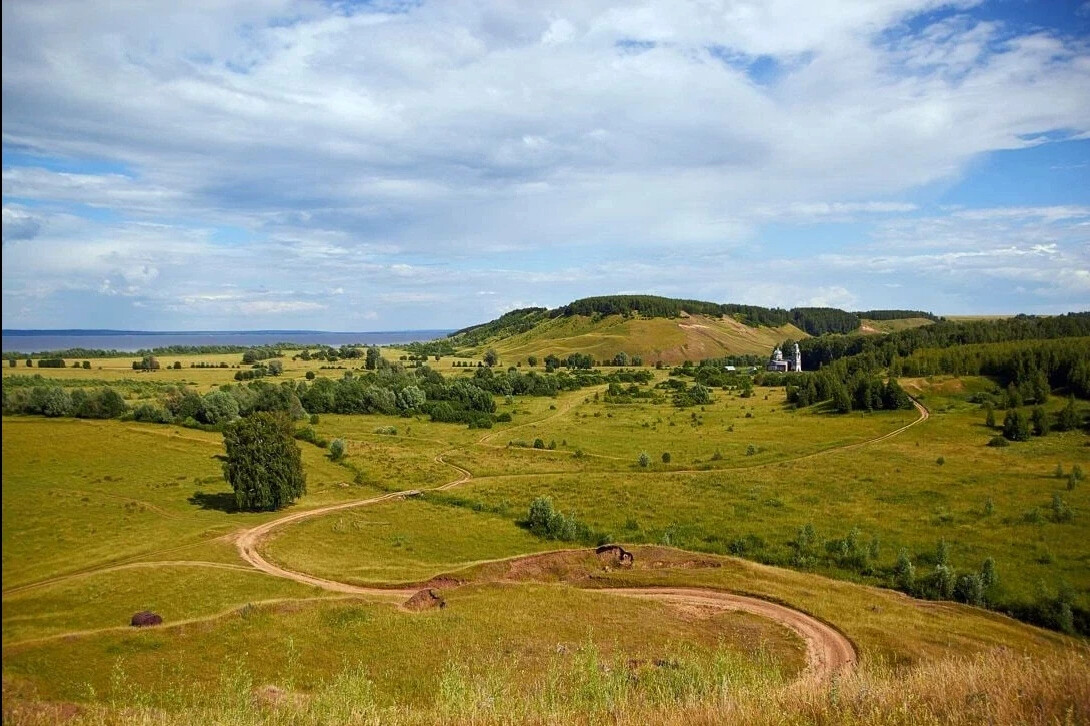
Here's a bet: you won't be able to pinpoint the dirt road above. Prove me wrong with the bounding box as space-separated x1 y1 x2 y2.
606 587 856 681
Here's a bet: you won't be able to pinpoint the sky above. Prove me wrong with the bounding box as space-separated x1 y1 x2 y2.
2 0 1089 331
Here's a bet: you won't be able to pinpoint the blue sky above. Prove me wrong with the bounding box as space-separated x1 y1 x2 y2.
2 0 1088 331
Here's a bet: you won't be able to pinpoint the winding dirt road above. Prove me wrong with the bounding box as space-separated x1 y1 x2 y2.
230 400 930 684
8 395 930 681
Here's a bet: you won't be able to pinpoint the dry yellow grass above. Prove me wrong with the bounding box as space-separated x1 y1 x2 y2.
3 646 1086 725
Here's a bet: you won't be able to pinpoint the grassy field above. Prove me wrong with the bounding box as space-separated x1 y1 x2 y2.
2 583 805 708
3 363 1088 723
264 499 557 584
858 317 934 333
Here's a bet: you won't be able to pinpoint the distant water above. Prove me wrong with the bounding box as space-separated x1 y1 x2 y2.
1 329 453 354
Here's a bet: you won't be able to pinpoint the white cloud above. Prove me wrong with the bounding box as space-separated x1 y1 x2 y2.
807 286 859 309
2 0 1089 327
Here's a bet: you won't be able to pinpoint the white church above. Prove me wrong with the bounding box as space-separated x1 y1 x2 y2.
766 343 802 372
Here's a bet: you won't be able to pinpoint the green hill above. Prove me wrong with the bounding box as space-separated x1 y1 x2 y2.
441 295 939 365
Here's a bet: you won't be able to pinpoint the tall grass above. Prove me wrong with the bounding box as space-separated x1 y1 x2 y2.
4 647 1087 726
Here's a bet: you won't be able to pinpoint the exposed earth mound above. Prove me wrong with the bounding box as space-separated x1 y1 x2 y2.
403 588 446 611
595 544 634 567
130 611 162 627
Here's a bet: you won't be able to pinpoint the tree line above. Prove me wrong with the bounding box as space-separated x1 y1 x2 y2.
795 313 1090 373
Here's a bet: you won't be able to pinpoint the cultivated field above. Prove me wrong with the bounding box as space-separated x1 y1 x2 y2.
2 357 1088 724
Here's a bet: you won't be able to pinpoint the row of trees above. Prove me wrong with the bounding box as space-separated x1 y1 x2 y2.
3 360 658 431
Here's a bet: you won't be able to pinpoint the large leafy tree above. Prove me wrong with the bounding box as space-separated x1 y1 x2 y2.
222 412 306 511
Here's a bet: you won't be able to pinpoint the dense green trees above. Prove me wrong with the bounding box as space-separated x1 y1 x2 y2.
222 412 306 511
798 314 1090 382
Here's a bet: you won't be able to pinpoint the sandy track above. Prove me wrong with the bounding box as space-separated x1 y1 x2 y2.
606 587 856 682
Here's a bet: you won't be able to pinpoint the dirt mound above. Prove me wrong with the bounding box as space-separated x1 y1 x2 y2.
129 611 162 627
595 544 634 568
404 588 446 611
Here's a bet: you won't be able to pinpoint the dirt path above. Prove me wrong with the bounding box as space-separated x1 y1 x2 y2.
476 386 598 446
606 587 856 682
235 489 422 596
226 397 919 683
231 450 861 684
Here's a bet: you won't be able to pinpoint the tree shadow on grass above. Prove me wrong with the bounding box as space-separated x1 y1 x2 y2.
188 491 238 513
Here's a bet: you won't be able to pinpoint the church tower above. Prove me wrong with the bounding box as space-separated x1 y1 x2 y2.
793 343 802 372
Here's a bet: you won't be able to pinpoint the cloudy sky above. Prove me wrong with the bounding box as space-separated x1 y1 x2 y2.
3 0 1089 331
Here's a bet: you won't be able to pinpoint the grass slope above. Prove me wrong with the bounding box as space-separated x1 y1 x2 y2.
471 314 805 365
858 317 935 334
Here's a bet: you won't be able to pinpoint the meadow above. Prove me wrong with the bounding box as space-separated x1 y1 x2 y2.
2 349 1088 723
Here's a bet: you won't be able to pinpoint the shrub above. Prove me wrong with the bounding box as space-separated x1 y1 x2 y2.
637 451 650 468
223 412 306 511
954 573 984 606
936 456 945 466
1002 409 1031 441
1073 463 1085 481
661 452 671 464
373 426 398 435
894 548 916 591
935 538 950 567
1056 397 1080 431
1031 406 1050 436
980 557 999 593
745 443 758 456
547 440 557 450
533 438 545 449
711 449 723 461
1051 493 1072 523
329 438 346 461
306 371 316 380
932 564 956 600
987 436 1009 447
133 403 173 424
309 413 319 425
1054 463 1065 478
199 390 239 425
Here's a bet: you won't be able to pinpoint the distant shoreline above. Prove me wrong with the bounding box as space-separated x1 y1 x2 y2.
1 329 453 355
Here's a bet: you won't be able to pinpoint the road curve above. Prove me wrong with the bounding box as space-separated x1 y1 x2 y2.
605 587 856 682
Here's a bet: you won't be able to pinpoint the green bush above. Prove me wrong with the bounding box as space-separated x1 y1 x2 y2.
329 438 347 461
638 452 650 468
